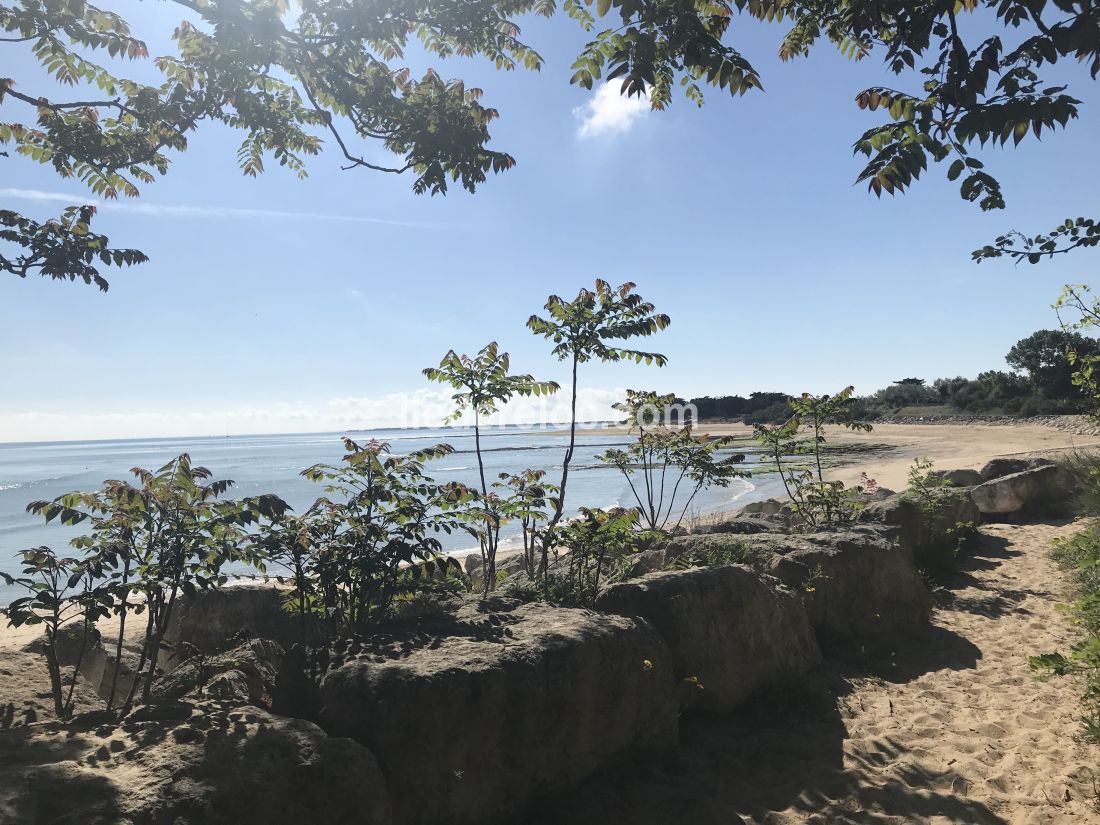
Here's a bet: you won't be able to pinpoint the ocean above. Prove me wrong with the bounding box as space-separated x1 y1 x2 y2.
0 426 776 605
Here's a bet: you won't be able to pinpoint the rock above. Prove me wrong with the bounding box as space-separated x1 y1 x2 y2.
595 566 821 713
620 547 668 578
932 468 984 487
320 599 678 825
151 638 283 705
658 534 776 574
272 643 326 722
747 529 932 642
970 464 1070 516
51 623 101 666
694 517 781 536
862 491 980 570
979 457 1053 481
162 583 316 668
0 700 393 824
738 498 785 517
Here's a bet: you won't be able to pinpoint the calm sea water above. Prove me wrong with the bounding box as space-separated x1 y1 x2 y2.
0 426 776 605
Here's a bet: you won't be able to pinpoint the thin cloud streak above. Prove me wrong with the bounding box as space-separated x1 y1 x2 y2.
0 187 439 228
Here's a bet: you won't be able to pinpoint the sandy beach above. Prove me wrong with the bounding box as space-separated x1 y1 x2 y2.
590 419 1100 493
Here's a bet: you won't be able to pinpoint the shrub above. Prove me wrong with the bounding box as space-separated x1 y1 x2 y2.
544 507 645 607
296 438 462 636
599 389 747 532
900 457 977 566
754 387 874 527
666 538 774 575
1055 450 1100 517
1031 523 1100 743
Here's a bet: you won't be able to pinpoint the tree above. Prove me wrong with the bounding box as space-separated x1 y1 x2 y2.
0 0 769 290
754 387 874 526
10 2 1094 293
598 389 746 531
527 279 669 575
493 468 558 578
1007 328 1100 399
8 454 287 707
423 342 557 589
299 438 458 633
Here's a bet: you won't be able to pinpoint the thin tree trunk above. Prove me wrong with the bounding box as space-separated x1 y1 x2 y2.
107 559 131 710
473 413 496 591
125 601 157 708
44 626 64 719
540 353 580 592
63 598 93 718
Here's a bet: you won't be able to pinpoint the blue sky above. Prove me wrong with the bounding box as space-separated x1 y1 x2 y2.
1 4 1098 441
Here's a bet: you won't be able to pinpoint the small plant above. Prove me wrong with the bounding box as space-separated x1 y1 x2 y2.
754 387 873 527
546 507 644 607
1 547 104 719
1031 523 1100 743
494 469 559 578
901 457 977 563
665 538 774 575
423 342 558 590
599 389 747 532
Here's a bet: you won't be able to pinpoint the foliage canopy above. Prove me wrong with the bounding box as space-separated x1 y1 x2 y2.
4 1 1096 289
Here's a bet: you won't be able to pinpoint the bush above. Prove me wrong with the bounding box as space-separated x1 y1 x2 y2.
1056 450 1100 516
665 538 774 575
1031 523 1100 743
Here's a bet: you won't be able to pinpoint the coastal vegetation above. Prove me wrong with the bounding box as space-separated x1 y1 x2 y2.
598 390 747 532
423 342 558 590
2 279 748 688
753 386 875 526
690 328 1100 423
4 2 1097 292
1 454 288 713
1031 469 1100 744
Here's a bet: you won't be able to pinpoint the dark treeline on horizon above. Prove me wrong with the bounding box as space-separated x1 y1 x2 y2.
690 329 1100 424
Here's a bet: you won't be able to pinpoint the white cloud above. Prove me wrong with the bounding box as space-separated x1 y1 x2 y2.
0 388 629 443
0 187 435 228
574 82 650 139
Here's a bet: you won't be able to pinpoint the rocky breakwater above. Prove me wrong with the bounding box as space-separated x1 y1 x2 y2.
318 598 679 825
969 457 1073 518
0 700 393 825
595 565 821 713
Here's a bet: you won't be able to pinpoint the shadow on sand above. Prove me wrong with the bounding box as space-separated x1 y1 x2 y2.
523 530 1030 825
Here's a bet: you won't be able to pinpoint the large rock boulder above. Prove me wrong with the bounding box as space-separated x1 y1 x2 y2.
0 700 392 824
320 599 678 825
738 497 784 517
862 491 980 570
746 529 932 642
970 463 1070 517
162 583 315 668
979 456 1053 481
692 516 781 536
595 566 821 713
151 638 283 705
932 468 984 487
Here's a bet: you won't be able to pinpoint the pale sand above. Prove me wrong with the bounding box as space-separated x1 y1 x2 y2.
591 420 1100 492
536 520 1100 824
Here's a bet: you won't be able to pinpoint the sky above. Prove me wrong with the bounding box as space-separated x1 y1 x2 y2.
2 3 1099 442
